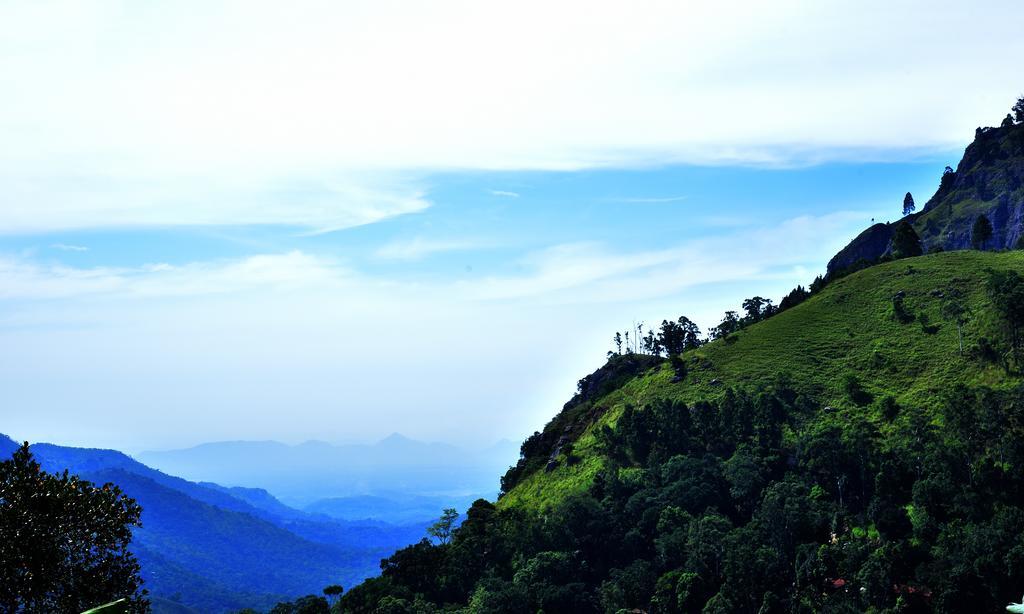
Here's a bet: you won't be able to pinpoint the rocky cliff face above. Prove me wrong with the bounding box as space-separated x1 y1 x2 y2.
828 121 1024 274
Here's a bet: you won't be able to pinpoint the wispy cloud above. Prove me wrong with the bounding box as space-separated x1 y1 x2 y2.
0 171 430 235
488 190 520 198
0 209 876 307
51 243 89 252
0 251 346 301
375 238 488 261
462 211 871 304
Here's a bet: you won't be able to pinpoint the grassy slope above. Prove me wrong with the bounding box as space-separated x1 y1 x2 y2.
501 250 1024 511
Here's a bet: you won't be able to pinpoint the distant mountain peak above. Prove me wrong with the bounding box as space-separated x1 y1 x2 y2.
377 432 415 445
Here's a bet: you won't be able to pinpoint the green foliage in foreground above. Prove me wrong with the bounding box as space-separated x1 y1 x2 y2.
0 444 148 613
322 250 1024 613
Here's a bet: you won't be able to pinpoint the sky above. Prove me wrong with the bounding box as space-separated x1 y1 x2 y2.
1 1 1023 452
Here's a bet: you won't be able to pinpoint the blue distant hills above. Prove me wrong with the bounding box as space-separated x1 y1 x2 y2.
0 433 501 612
137 434 519 515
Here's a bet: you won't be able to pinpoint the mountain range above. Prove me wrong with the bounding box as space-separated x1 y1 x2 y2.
0 434 430 612
137 434 519 511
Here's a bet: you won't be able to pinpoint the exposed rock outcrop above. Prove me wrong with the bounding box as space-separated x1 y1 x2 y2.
828 122 1024 274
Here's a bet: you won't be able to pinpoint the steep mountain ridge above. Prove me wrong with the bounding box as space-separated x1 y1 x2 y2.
829 120 1024 272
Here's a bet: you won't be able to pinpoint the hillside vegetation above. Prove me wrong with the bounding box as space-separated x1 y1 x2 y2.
325 247 1024 613
501 250 1024 511
242 99 1024 612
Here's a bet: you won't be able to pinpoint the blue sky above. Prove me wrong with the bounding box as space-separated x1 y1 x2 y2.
1 1 1022 451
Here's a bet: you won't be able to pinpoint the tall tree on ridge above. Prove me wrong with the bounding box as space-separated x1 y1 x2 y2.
903 192 915 216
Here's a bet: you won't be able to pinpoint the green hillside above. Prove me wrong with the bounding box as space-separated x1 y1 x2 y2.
501 250 1024 511
326 246 1024 613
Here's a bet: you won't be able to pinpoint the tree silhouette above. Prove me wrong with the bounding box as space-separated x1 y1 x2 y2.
1013 95 1024 123
939 166 956 193
322 585 344 606
890 221 922 259
658 317 702 356
903 192 915 216
972 214 993 250
712 311 741 339
427 508 459 545
741 296 774 324
0 444 147 612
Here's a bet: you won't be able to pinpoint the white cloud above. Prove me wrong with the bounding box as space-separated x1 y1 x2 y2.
51 243 89 252
488 190 520 198
1 1 1021 232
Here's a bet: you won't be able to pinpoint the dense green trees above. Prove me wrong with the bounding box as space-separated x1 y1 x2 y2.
987 269 1024 365
658 317 702 356
341 254 1024 612
778 285 810 311
0 444 148 612
332 377 1024 613
740 296 775 324
267 595 329 614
